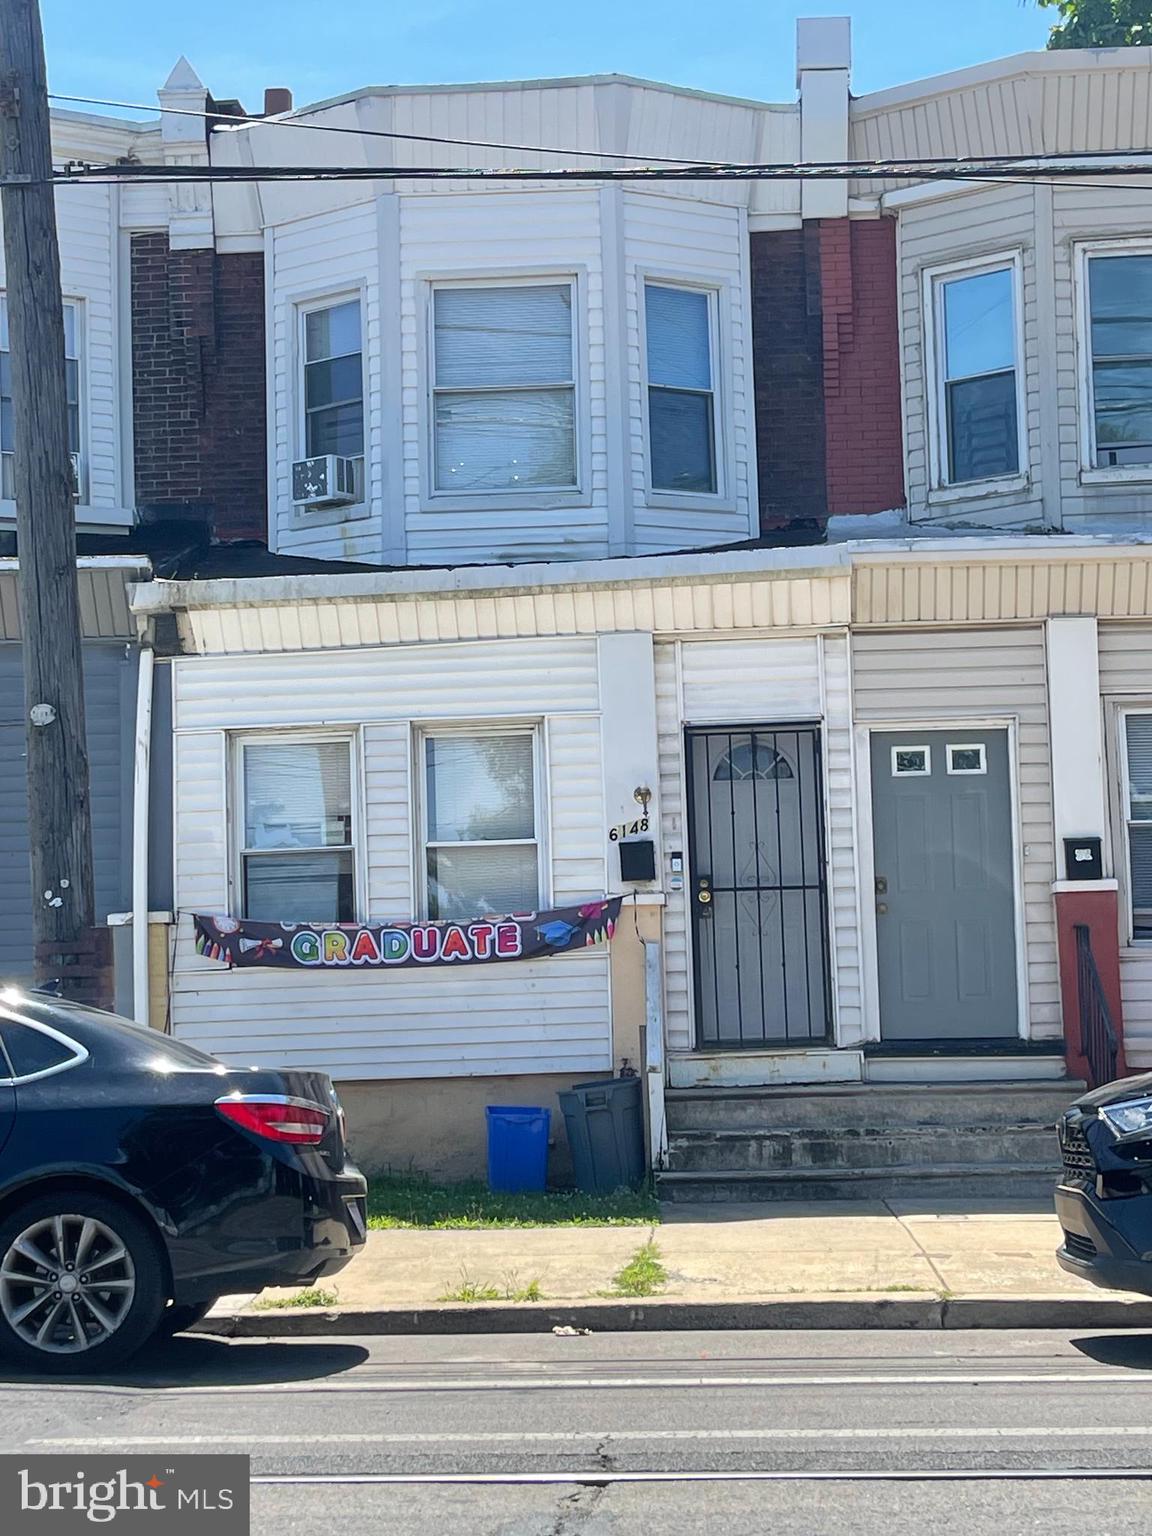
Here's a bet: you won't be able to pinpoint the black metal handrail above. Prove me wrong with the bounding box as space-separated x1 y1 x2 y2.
1074 923 1119 1090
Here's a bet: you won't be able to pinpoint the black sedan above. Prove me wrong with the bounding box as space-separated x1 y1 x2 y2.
1056 1069 1152 1296
0 988 367 1372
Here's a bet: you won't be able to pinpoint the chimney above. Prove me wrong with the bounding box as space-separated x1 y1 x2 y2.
263 87 293 116
796 17 851 220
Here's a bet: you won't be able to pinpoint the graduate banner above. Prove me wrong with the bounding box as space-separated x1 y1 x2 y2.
193 898 622 971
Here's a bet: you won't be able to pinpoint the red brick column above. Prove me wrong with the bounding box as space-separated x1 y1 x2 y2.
1053 884 1127 1084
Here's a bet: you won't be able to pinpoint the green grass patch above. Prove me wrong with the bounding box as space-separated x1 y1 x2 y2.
437 1268 545 1304
254 1286 339 1311
608 1239 667 1299
367 1173 658 1230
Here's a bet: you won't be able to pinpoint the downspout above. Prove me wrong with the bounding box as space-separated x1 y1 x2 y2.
131 643 154 1027
642 938 667 1169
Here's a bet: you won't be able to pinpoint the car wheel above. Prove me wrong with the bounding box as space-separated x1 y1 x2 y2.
0 1191 166 1373
156 1299 217 1338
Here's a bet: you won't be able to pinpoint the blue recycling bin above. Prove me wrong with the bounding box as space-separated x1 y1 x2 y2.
486 1105 551 1193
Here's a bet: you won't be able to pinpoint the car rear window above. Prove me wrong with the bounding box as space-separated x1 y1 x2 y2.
10 995 221 1069
0 1019 80 1079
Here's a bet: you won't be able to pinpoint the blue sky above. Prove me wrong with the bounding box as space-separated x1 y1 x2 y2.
43 1 1052 117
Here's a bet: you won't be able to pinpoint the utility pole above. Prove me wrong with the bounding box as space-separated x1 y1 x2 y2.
0 0 98 995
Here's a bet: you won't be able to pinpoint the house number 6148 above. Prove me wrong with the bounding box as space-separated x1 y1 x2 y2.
609 817 649 842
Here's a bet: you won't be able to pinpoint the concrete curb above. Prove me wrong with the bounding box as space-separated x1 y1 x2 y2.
195 1293 1152 1337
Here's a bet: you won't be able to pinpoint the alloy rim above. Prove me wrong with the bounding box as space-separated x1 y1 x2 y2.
0 1214 136 1354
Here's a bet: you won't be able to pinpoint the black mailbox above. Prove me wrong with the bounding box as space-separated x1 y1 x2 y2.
1063 836 1103 881
619 838 657 883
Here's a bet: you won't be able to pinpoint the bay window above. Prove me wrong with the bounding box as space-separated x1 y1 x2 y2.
1084 251 1152 470
239 737 356 922
1124 713 1152 941
432 281 576 493
645 281 717 494
929 259 1020 487
1 295 81 499
423 728 541 919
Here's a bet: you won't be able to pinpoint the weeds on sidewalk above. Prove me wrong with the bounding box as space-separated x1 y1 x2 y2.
368 1173 658 1230
608 1240 667 1298
438 1267 546 1303
254 1286 340 1310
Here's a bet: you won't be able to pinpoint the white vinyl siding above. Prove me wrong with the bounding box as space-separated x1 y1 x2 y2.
851 626 1059 1040
654 634 859 1052
168 637 611 1082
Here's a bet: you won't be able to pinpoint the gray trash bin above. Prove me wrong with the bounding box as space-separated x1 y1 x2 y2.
558 1076 645 1194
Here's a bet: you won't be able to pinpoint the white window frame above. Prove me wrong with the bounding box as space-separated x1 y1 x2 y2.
922 251 1027 500
891 744 931 777
639 275 729 507
946 742 988 776
0 293 86 504
415 721 548 920
421 270 588 511
1119 707 1152 944
230 730 364 923
0 1011 89 1087
1075 237 1152 485
290 288 370 528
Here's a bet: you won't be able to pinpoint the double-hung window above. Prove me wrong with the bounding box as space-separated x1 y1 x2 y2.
930 261 1020 486
1084 251 1152 470
422 728 541 919
1 295 81 500
239 738 356 922
432 281 576 493
1123 713 1152 941
302 297 364 482
645 282 717 494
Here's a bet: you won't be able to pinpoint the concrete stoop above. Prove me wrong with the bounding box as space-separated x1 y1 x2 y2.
656 1081 1080 1202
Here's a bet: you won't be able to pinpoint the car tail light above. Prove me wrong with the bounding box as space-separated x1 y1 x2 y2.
214 1094 330 1145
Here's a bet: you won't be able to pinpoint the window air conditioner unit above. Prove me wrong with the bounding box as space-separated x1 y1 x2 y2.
292 454 357 507
69 452 81 502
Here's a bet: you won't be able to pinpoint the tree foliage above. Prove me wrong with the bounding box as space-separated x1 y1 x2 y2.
1039 0 1152 49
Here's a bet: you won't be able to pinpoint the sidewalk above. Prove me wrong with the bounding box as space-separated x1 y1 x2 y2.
206 1199 1152 1331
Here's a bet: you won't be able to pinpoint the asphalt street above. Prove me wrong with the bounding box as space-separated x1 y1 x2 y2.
0 1327 1150 1532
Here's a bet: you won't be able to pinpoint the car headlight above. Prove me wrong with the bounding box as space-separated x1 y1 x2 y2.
1099 1096 1152 1140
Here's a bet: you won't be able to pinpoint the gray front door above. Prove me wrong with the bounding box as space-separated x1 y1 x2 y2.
870 729 1018 1041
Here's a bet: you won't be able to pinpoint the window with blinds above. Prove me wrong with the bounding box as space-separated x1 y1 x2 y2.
645 283 717 494
931 262 1020 486
432 282 576 493
1 295 81 500
301 297 364 500
1086 253 1152 469
1126 714 1152 939
240 738 356 922
423 730 540 920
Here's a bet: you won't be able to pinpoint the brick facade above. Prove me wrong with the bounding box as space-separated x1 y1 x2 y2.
130 234 266 542
818 217 905 517
749 227 827 530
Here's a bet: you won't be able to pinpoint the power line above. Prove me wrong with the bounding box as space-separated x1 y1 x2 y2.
47 89 732 167
46 156 1152 188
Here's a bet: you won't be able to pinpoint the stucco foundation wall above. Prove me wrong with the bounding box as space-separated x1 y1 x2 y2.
336 1072 599 1183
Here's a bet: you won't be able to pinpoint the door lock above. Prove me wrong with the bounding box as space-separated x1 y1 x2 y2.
694 875 714 917
875 875 888 895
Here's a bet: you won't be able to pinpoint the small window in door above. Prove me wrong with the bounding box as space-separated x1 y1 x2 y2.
891 745 930 777
947 743 987 775
712 741 793 782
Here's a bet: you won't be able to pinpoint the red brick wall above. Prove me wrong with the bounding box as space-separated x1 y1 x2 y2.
818 218 905 517
130 234 266 542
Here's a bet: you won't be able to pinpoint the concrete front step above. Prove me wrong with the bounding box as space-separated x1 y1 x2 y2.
656 1164 1061 1203
665 1081 1083 1134
665 1123 1060 1174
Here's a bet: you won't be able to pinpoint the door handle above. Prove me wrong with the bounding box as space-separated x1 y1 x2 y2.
876 902 888 915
